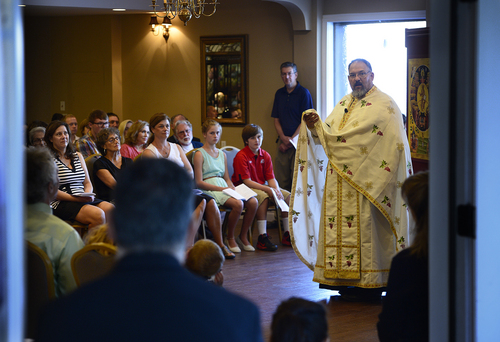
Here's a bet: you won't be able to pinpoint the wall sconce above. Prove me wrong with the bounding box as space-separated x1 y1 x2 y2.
149 16 172 42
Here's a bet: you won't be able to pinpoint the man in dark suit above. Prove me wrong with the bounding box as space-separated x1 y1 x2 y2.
37 158 263 342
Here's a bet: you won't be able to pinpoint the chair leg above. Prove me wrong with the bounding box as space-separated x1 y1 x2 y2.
276 207 283 242
220 211 229 241
66 221 88 239
202 220 207 239
248 220 253 246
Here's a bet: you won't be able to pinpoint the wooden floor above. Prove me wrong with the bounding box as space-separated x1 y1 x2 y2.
221 225 383 342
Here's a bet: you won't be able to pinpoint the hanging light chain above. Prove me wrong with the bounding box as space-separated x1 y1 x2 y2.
151 0 219 24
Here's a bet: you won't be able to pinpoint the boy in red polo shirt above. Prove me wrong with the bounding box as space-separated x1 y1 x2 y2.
232 124 291 251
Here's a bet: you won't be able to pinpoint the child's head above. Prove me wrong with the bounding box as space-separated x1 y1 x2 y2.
201 119 221 134
185 239 224 279
401 171 429 257
84 224 114 245
242 124 263 146
84 224 116 256
271 297 329 342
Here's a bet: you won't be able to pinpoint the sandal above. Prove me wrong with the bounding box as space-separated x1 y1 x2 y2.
222 245 236 259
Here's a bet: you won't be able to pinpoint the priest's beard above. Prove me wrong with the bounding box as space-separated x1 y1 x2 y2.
352 87 368 99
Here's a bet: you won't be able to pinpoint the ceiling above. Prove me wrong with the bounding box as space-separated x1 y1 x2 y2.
21 0 160 16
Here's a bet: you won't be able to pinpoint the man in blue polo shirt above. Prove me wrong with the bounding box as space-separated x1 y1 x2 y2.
271 62 314 191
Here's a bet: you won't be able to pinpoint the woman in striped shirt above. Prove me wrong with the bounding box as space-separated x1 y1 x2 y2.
45 121 114 228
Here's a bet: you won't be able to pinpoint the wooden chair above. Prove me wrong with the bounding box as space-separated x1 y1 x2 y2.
71 243 117 287
26 241 56 339
65 220 88 238
85 153 101 185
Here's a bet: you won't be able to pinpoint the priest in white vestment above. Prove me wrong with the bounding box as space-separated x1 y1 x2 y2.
290 59 413 299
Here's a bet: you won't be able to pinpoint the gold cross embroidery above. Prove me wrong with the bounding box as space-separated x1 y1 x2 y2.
397 181 403 188
346 191 354 200
395 216 400 225
352 120 359 128
328 191 335 201
365 182 373 190
360 146 368 155
397 143 404 151
387 106 395 115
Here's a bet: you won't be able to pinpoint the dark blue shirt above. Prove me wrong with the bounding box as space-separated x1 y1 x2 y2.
271 81 314 137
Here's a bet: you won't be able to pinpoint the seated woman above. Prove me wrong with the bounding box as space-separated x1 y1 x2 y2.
143 113 234 259
120 120 149 160
118 119 133 144
93 127 133 203
377 171 429 342
193 119 258 254
28 126 47 148
44 121 114 229
78 118 90 138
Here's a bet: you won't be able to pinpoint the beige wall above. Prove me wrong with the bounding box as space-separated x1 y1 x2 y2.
25 0 304 155
25 15 114 124
24 0 427 155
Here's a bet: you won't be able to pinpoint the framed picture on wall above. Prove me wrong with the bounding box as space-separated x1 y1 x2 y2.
200 35 248 126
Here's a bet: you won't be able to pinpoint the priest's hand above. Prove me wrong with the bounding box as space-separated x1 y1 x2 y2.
303 111 319 129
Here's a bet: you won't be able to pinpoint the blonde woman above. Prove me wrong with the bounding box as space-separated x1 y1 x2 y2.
193 120 258 253
118 119 133 144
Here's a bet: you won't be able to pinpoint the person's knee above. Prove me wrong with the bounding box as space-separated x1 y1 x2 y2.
85 206 106 224
206 198 218 212
226 199 243 213
101 202 114 214
247 197 258 211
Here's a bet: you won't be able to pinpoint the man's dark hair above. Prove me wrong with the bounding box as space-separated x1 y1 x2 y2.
26 147 58 204
242 124 263 145
88 109 108 123
51 113 64 122
348 58 372 72
107 112 119 120
280 62 297 73
271 297 328 342
113 158 194 252
96 127 120 155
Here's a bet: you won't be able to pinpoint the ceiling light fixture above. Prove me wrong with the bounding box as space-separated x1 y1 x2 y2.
150 0 219 26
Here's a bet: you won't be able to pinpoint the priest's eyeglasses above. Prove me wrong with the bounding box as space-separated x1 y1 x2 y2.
348 71 371 79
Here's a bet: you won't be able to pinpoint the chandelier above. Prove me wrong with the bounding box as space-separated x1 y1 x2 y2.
150 0 219 26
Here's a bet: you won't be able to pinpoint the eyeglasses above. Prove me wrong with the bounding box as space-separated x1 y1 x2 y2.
107 136 120 143
92 121 109 127
348 71 371 79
